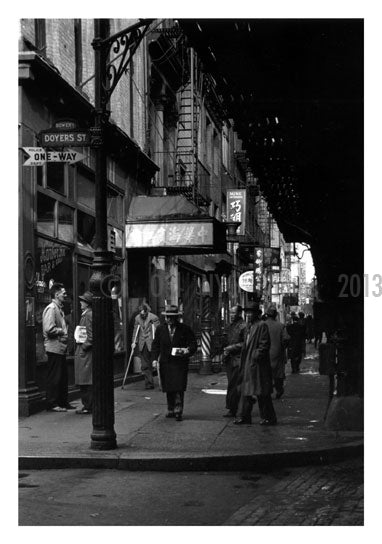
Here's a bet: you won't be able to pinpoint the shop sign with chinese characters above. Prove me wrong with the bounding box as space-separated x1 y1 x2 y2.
227 189 246 234
126 221 213 249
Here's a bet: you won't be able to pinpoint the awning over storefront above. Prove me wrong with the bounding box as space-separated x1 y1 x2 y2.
126 195 227 254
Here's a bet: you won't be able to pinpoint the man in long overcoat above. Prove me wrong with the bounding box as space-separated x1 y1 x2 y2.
222 304 246 417
234 303 277 426
265 305 289 399
151 305 197 421
74 291 93 414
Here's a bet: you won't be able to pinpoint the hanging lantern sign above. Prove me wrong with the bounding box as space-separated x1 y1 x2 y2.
238 270 254 292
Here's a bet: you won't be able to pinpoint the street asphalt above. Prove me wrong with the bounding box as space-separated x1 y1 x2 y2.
19 345 363 471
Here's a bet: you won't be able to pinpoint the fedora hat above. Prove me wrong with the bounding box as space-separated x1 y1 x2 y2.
244 302 261 313
79 291 93 305
161 304 183 316
266 304 277 316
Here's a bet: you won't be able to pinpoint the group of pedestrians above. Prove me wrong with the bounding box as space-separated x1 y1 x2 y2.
42 282 308 425
42 283 93 414
223 303 290 426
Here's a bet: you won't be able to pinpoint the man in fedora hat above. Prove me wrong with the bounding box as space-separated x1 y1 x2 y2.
265 304 289 399
235 302 277 426
151 305 197 421
74 291 93 414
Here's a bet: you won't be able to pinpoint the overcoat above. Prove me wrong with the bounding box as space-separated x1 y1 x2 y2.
74 308 93 385
151 322 197 392
265 318 289 379
240 319 273 397
286 322 305 358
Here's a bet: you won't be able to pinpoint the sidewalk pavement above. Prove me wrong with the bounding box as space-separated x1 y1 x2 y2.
19 346 363 471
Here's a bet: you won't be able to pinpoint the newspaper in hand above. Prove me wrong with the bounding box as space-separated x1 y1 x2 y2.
74 326 87 343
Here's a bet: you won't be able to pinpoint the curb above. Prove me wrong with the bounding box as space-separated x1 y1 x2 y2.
19 441 363 472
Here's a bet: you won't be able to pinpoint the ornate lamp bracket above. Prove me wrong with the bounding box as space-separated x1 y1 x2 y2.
92 19 154 108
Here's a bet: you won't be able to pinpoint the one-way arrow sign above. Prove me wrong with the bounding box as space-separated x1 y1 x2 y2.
22 147 85 166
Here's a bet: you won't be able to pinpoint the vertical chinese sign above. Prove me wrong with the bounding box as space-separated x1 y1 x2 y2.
226 189 247 235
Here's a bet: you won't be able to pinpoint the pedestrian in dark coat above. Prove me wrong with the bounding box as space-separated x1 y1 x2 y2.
234 303 277 426
222 305 246 417
151 305 197 421
265 305 290 399
74 291 93 414
286 315 305 373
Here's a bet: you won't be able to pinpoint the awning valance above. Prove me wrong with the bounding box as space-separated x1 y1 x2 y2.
126 195 227 255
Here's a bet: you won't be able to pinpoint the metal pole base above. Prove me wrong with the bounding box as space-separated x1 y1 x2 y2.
91 429 117 450
199 359 213 375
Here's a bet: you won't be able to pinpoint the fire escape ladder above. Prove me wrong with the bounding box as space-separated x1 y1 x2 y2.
174 48 201 203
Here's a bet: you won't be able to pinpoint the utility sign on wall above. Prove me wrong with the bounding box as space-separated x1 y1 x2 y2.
227 189 246 235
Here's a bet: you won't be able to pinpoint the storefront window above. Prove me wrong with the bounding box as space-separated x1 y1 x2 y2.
47 162 66 195
77 168 95 210
37 192 55 237
58 203 74 243
107 187 123 222
35 238 74 361
77 210 95 249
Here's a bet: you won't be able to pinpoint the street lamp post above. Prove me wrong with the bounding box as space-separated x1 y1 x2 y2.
89 18 153 450
199 276 213 375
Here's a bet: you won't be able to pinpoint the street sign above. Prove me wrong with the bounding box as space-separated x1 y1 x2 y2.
39 130 91 147
23 147 85 166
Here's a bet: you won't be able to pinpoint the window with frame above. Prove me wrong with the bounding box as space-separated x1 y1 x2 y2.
46 162 66 195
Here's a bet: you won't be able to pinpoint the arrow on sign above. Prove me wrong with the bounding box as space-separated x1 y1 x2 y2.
23 147 85 166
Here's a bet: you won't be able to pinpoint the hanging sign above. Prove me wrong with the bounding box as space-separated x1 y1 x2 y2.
238 270 254 292
227 189 247 235
23 147 85 166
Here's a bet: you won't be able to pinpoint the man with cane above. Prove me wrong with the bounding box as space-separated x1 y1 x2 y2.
131 303 160 390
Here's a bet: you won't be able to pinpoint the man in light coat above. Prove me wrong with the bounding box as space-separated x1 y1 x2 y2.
265 305 290 399
74 291 93 414
42 282 74 412
234 303 277 426
132 303 160 389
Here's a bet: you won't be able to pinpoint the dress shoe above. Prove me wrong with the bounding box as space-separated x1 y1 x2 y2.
175 413 183 421
76 408 92 414
234 417 252 425
165 411 175 418
259 418 277 426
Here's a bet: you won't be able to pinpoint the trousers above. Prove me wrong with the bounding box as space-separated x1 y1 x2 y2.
140 344 154 387
80 385 93 411
238 394 277 423
166 392 184 414
45 352 68 409
225 363 241 415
